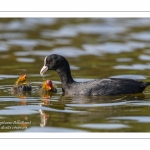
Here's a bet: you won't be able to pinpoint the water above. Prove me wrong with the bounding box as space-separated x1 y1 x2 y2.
1 18 150 132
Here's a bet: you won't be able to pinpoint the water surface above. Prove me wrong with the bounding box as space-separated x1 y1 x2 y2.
1 18 150 132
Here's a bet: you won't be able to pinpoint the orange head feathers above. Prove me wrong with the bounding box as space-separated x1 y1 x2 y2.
15 74 27 85
12 74 32 94
40 80 57 93
42 80 53 91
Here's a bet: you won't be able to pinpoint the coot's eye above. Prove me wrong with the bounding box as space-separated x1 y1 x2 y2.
47 60 50 64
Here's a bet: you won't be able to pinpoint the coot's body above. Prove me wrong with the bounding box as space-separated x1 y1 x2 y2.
40 54 150 96
13 84 32 93
60 78 149 96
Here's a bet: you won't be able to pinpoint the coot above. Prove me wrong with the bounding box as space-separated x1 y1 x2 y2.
39 80 57 99
40 80 57 94
12 74 32 94
40 54 150 96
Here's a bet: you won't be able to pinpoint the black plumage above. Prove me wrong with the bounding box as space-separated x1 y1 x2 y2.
40 54 150 96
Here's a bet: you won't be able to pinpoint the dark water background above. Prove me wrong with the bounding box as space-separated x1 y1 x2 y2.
0 18 150 132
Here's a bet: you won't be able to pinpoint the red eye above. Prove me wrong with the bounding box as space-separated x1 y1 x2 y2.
47 60 50 64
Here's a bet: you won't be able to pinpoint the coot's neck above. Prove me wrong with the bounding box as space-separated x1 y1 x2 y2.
55 63 74 86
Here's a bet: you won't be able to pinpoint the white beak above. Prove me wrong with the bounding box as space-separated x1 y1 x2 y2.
40 66 48 76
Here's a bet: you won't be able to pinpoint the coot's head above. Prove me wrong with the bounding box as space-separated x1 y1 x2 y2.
18 74 26 81
40 54 67 76
42 80 53 90
15 74 27 85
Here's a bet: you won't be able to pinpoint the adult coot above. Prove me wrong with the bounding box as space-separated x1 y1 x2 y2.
40 54 150 96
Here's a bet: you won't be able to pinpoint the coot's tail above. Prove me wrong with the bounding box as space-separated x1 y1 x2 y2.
142 82 150 88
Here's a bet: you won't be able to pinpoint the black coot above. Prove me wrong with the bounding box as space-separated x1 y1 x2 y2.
40 54 150 96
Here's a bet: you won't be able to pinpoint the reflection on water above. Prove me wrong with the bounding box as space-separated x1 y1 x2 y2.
1 18 150 132
78 123 129 130
114 64 150 70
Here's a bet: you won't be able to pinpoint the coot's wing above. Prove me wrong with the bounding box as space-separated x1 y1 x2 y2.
90 78 148 96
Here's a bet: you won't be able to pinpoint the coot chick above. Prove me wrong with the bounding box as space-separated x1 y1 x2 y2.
40 54 150 96
40 80 57 96
12 74 32 94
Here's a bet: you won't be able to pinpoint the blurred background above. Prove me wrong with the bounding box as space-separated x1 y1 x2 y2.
0 18 150 132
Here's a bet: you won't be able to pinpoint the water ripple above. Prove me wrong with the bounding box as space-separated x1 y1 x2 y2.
0 74 19 79
78 123 129 129
22 126 87 132
0 109 37 115
14 47 84 57
77 23 126 34
8 39 38 47
110 74 147 79
108 116 150 123
139 54 150 61
5 105 86 114
16 57 35 63
116 58 133 62
131 32 150 41
66 101 127 108
114 64 150 70
0 42 9 52
41 27 77 38
0 33 26 39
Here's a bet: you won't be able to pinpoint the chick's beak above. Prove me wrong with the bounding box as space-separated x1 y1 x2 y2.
40 66 48 76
